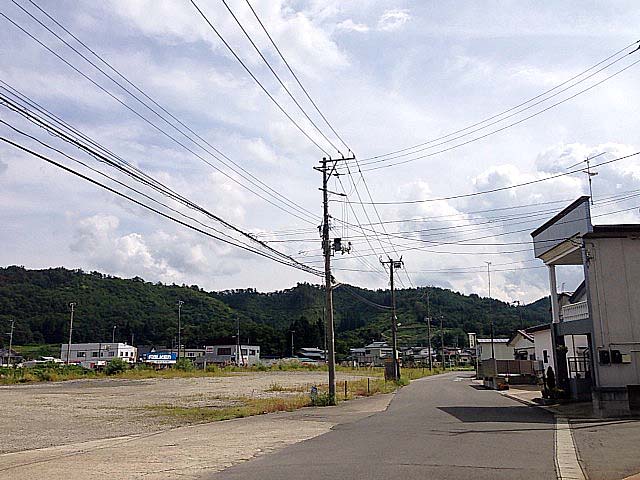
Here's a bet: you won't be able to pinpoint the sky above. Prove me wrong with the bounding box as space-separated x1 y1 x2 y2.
1 0 639 303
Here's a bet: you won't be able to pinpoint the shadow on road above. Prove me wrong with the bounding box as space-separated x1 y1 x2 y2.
438 406 554 424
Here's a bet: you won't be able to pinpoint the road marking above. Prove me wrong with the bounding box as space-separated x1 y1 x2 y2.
555 416 586 480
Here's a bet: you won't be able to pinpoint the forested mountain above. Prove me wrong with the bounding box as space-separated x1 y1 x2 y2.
0 266 550 357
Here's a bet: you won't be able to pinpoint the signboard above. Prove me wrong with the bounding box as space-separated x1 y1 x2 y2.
146 352 177 364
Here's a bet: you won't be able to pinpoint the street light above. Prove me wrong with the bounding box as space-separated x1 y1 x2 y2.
112 325 117 343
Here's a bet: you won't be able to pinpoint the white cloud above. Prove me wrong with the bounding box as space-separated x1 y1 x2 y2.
377 9 411 32
337 19 370 33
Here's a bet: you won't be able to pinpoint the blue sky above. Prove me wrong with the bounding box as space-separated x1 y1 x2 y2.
1 0 639 302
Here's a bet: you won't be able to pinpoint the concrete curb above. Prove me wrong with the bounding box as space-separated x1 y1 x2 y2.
499 391 586 480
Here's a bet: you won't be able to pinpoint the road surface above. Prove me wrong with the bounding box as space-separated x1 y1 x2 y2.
203 372 556 479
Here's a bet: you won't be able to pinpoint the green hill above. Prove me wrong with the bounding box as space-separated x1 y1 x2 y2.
0 266 550 358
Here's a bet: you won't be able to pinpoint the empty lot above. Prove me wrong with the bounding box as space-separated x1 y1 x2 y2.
0 370 367 454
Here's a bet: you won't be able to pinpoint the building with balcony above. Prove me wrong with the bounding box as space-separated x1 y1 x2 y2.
531 196 640 415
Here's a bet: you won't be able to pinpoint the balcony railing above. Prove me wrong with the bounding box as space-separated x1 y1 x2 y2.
561 300 589 322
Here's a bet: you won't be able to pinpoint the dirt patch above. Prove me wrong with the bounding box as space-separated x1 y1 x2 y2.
0 371 367 454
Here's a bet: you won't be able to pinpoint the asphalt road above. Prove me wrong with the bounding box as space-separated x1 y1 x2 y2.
203 372 556 480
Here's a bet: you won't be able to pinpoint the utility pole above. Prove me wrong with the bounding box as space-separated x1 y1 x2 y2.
381 256 403 381
177 300 184 360
314 155 353 405
440 314 445 371
426 289 432 371
7 319 15 366
512 300 523 329
236 317 243 366
66 302 76 365
290 329 295 358
486 261 495 359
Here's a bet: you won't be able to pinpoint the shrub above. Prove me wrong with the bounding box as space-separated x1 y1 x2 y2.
310 391 333 406
105 358 128 375
174 358 194 371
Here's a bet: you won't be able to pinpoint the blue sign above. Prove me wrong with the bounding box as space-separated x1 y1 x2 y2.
146 352 177 364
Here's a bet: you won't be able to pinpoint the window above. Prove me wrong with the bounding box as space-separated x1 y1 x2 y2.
241 349 248 355
91 352 99 357
543 350 548 363
120 351 124 356
217 347 232 356
249 350 256 355
108 351 115 357
76 351 86 358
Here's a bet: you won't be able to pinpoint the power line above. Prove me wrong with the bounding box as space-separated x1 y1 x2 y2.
243 0 351 153
188 0 331 156
0 135 324 277
350 56 640 172
300 203 640 261
338 150 640 205
1 119 275 255
4 4 319 225
0 97 321 273
221 0 342 155
358 40 640 163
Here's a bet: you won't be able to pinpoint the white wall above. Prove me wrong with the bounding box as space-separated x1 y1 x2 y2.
477 341 512 361
587 236 640 387
533 330 554 371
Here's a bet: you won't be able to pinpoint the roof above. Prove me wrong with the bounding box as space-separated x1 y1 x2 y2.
569 280 586 303
583 224 640 238
531 196 590 237
510 329 534 342
525 323 551 333
365 341 390 348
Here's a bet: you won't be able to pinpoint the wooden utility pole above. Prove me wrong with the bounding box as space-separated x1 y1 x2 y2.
66 302 76 365
426 289 432 371
177 300 184 360
486 262 495 359
315 155 353 404
7 319 15 366
440 314 445 371
381 257 403 380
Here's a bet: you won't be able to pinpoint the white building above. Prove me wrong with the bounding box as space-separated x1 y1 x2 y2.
508 330 535 360
60 342 137 367
475 338 511 361
532 196 640 414
197 344 260 366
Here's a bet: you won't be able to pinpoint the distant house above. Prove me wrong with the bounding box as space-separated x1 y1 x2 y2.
508 330 535 360
182 348 206 360
60 342 136 367
0 348 23 366
348 347 367 366
296 347 326 362
195 344 260 367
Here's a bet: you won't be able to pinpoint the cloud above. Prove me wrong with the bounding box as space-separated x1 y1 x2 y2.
69 214 241 283
0 157 7 175
377 9 411 32
336 19 370 33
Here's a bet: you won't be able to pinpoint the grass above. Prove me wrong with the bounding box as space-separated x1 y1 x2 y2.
0 360 468 386
147 395 313 423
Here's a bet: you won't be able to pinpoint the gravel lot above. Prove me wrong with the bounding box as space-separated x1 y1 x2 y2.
0 371 366 454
